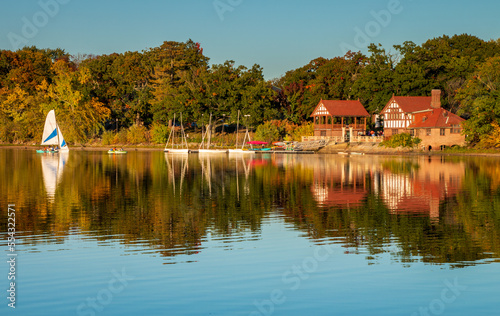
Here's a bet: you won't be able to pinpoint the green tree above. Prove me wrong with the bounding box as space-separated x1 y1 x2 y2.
351 43 396 113
43 60 111 143
457 56 500 143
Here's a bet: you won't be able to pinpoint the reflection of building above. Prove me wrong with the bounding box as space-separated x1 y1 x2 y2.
308 156 377 208
301 155 465 219
380 157 464 219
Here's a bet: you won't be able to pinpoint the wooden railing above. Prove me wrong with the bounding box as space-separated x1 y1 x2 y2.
315 124 345 129
302 136 345 142
302 135 384 143
350 136 384 143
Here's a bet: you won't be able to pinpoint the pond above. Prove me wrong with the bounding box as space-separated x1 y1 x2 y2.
0 149 499 315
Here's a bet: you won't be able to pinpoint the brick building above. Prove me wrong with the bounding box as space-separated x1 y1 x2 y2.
380 90 466 150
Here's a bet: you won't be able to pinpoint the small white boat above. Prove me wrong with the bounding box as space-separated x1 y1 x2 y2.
198 149 228 154
38 110 69 153
228 148 255 154
164 113 196 154
228 111 255 154
198 113 228 154
165 148 196 154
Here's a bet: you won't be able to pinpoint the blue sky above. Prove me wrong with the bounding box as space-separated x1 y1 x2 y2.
1 0 499 79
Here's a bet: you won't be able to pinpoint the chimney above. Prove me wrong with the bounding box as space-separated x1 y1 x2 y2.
430 89 441 109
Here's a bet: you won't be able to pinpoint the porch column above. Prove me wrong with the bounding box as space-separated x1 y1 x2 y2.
349 127 353 143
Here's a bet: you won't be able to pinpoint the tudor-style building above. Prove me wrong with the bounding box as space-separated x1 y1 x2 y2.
310 99 370 141
380 89 466 150
380 92 435 137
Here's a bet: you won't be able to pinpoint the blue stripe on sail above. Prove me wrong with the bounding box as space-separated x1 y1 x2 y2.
44 128 58 143
61 139 66 148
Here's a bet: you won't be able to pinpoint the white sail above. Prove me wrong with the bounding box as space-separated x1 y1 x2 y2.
41 110 69 150
57 125 69 151
41 110 59 146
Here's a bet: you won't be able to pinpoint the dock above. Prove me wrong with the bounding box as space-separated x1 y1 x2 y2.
253 150 315 154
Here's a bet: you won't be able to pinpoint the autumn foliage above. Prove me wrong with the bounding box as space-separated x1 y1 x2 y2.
0 35 500 146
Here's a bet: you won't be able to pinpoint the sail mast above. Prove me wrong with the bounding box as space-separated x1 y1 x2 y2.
236 110 240 148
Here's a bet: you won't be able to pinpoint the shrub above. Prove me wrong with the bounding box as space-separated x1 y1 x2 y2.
254 121 285 143
127 124 148 144
286 122 314 141
380 133 421 148
476 122 500 148
150 122 170 144
113 129 128 144
101 130 115 145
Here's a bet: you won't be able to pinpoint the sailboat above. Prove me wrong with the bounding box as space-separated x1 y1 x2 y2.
37 110 69 153
228 110 255 155
198 113 228 154
164 113 197 154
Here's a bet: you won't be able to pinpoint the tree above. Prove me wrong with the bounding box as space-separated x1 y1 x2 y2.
457 56 500 143
43 60 111 142
394 34 500 111
277 52 366 123
351 44 396 113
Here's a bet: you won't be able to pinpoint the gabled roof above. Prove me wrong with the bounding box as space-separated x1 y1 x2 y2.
408 108 465 129
310 100 369 117
388 96 432 113
393 96 432 112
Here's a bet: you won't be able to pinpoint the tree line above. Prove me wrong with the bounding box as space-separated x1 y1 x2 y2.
1 34 499 145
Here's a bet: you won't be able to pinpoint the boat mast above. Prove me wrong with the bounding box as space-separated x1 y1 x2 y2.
236 110 240 148
207 113 212 149
55 114 60 149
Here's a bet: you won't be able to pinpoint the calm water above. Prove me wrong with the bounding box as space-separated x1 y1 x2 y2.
1 149 500 315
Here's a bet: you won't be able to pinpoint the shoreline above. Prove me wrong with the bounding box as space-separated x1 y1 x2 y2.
0 144 166 152
2 143 500 157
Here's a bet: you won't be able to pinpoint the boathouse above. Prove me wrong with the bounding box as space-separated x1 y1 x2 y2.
309 99 370 142
380 89 466 150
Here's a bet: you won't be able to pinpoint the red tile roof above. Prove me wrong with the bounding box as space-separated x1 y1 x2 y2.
408 108 465 128
391 96 432 113
311 100 369 117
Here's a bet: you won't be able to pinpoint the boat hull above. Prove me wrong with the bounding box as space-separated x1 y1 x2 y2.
198 149 228 154
164 149 195 154
228 149 255 154
108 150 127 154
36 150 59 154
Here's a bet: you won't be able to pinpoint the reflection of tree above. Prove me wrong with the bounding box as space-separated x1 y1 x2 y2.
0 150 499 267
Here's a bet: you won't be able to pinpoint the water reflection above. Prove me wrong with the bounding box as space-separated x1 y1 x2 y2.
40 152 68 202
1 149 500 267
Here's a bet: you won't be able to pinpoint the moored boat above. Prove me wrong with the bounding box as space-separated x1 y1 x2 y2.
38 110 69 153
108 149 128 154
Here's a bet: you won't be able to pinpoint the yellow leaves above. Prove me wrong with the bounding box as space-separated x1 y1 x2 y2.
36 79 49 93
78 67 92 84
0 85 32 120
478 122 500 148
